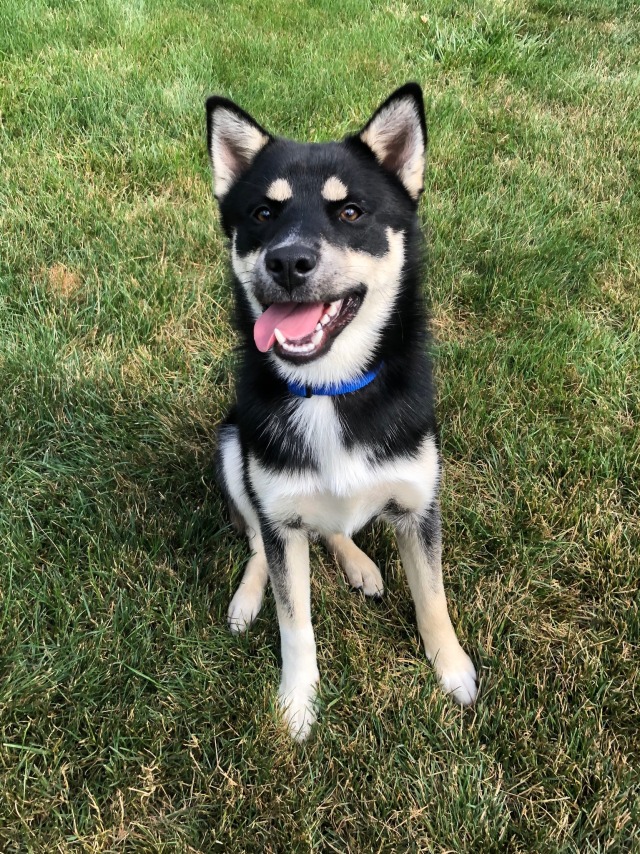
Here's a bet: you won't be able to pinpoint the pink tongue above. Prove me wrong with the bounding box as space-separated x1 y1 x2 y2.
254 302 325 352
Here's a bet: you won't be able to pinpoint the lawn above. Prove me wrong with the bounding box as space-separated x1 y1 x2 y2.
0 0 638 850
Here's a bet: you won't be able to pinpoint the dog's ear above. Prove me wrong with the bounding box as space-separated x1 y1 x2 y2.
356 83 427 200
206 96 272 200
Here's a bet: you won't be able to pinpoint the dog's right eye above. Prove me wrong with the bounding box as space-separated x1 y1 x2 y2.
252 206 272 223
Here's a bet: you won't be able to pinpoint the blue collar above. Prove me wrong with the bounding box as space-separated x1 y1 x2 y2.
287 363 383 398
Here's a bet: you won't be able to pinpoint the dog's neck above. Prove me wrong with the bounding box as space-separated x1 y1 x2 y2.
284 362 384 398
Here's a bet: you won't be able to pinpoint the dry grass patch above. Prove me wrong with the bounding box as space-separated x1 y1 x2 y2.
47 263 83 299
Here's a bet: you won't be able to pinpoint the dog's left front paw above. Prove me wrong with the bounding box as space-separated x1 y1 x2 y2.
278 677 319 741
433 645 478 706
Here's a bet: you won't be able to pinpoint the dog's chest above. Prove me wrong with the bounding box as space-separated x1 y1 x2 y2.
249 397 439 536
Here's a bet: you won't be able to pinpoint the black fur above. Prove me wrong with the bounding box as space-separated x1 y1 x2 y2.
207 84 436 474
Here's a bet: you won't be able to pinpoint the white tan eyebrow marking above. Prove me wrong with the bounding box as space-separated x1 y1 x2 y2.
266 178 293 202
322 176 348 202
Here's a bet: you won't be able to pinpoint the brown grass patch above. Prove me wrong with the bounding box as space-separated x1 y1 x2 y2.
431 303 482 344
47 264 82 299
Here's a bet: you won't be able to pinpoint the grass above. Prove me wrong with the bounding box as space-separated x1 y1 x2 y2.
0 0 638 850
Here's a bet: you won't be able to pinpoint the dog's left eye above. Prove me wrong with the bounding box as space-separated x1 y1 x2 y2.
339 204 363 223
253 205 272 223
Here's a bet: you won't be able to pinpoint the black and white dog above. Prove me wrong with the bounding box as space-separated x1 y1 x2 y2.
206 84 477 739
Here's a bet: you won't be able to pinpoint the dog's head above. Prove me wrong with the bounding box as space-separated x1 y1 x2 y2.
206 84 427 387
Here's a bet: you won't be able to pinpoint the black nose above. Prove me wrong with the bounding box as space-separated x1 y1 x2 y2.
264 243 317 291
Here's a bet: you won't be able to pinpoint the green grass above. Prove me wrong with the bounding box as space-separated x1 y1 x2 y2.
1 0 638 850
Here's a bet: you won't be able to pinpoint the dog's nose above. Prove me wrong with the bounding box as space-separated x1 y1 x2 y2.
264 244 317 291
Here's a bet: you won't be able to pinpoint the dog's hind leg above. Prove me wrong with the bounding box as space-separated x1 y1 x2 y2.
217 422 269 633
227 526 269 634
393 501 478 706
324 534 384 597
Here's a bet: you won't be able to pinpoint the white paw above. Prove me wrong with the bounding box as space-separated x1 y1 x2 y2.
344 553 384 597
227 580 264 634
278 678 319 741
433 645 478 706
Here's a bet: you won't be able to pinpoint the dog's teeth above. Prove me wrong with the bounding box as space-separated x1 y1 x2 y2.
311 330 323 346
320 314 331 326
274 328 287 345
315 323 322 332
282 341 310 353
328 300 342 318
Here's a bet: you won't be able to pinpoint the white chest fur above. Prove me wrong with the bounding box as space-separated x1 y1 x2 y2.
248 396 439 536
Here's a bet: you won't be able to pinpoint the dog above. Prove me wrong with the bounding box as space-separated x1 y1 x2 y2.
206 83 478 740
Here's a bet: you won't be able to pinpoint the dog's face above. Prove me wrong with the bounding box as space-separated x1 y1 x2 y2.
206 85 427 386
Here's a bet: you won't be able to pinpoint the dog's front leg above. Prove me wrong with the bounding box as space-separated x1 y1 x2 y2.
263 524 319 741
394 502 478 706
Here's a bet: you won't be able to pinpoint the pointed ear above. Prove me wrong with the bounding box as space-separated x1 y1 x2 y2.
206 96 272 200
357 83 427 200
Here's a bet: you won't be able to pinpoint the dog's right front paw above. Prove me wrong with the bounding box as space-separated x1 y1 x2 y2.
278 678 319 741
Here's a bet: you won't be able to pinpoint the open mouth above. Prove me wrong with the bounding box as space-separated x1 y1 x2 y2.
254 293 362 362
